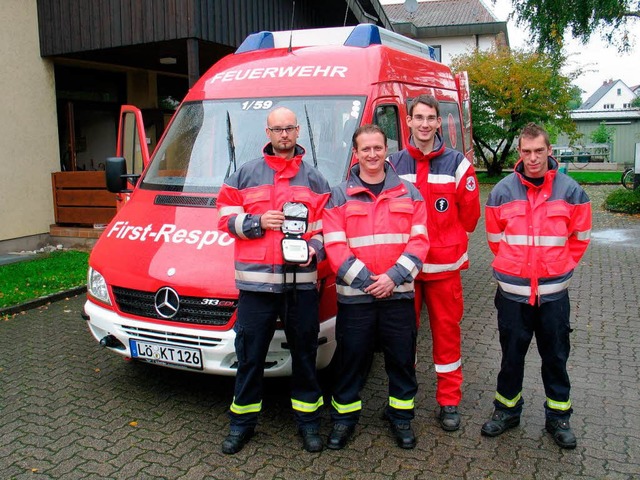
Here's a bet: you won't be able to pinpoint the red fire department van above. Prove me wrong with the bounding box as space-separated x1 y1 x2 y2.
85 24 472 376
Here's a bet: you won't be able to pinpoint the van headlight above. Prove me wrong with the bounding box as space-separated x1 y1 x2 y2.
87 267 111 305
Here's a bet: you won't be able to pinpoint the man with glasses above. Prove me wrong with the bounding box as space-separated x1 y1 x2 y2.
217 107 330 454
388 94 480 432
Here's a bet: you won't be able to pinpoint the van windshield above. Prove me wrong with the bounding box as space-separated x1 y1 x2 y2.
140 96 365 193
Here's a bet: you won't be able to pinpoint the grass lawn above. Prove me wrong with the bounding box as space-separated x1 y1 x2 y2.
0 250 88 310
477 170 621 185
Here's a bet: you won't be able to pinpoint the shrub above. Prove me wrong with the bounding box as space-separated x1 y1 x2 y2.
590 121 615 144
604 188 640 214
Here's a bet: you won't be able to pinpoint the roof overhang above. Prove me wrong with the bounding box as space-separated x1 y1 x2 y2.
571 109 640 121
392 21 509 45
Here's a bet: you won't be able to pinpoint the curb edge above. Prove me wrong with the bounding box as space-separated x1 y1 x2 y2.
0 286 87 317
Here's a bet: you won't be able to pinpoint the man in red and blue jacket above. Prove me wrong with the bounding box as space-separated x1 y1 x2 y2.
388 94 480 431
481 123 591 449
323 124 428 450
217 107 330 454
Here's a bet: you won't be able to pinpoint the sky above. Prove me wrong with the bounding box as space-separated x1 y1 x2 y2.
379 0 640 99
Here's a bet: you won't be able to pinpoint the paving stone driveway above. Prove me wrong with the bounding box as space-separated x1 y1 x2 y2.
1 185 639 479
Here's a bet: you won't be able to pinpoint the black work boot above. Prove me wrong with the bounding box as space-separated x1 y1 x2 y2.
299 426 323 452
221 428 255 454
326 423 355 450
480 409 520 437
383 410 416 448
388 421 416 449
545 418 577 449
437 406 461 431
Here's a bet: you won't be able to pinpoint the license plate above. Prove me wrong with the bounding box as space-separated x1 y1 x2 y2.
129 339 203 370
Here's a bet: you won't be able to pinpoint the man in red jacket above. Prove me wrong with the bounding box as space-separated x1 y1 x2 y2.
482 123 591 449
217 107 330 454
323 124 428 450
388 94 480 431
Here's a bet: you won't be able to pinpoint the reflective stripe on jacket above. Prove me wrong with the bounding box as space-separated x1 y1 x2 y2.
387 133 480 279
485 157 591 305
323 163 429 304
217 144 330 293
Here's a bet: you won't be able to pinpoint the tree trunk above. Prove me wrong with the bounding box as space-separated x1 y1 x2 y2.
486 157 503 177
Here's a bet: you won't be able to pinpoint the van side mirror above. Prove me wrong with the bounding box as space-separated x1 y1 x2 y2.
105 157 140 193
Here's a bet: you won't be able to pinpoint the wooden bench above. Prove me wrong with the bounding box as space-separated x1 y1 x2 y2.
51 171 117 226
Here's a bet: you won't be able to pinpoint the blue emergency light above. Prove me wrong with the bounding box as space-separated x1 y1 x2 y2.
235 24 437 61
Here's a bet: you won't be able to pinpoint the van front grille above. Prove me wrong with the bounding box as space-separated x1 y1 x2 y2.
154 195 216 207
112 286 236 326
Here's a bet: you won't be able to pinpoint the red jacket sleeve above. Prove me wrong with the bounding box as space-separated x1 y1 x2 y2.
457 162 481 234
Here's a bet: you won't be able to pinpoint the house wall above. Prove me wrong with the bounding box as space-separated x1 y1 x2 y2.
420 34 497 65
555 117 640 165
590 80 637 110
0 0 59 248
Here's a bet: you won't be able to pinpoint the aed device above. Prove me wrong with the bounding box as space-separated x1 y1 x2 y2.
281 202 309 264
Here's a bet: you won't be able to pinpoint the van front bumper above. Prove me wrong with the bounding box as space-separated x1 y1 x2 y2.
84 300 335 377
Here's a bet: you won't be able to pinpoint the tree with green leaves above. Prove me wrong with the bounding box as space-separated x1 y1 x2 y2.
567 85 584 110
451 45 577 176
508 0 640 52
631 96 640 108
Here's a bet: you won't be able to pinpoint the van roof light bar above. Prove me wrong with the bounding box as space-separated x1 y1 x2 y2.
235 24 436 61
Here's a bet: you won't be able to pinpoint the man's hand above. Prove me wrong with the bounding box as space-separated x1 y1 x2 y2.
300 246 316 267
260 210 285 231
365 273 396 299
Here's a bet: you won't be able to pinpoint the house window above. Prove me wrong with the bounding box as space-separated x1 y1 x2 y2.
617 88 621 95
623 103 630 108
430 45 442 62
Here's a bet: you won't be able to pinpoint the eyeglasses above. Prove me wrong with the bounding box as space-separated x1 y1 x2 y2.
412 115 438 124
268 125 298 134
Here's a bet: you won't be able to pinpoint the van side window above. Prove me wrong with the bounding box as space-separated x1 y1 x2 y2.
461 99 472 155
439 101 464 155
374 105 400 154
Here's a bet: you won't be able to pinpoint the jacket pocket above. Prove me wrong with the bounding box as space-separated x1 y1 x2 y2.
499 203 526 220
545 203 571 236
344 205 369 241
493 255 523 276
242 188 271 214
289 188 314 206
543 258 573 277
388 198 414 231
237 246 267 262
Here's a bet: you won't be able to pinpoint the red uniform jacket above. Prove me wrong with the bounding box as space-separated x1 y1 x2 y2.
217 144 330 293
388 133 480 280
485 157 591 305
323 163 429 304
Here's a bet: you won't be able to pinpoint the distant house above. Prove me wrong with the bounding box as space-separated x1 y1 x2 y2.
579 79 637 110
554 80 640 166
383 0 509 64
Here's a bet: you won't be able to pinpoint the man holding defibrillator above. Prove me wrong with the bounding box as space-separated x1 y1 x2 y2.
217 107 331 454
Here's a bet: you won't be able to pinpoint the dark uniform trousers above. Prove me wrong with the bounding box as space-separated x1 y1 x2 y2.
494 289 573 420
331 299 418 426
230 289 322 430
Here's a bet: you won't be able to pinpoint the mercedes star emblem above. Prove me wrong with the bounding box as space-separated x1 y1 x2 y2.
154 287 180 318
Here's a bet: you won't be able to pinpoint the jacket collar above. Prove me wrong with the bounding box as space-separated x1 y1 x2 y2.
514 156 559 189
406 132 446 162
262 143 305 177
346 162 406 197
